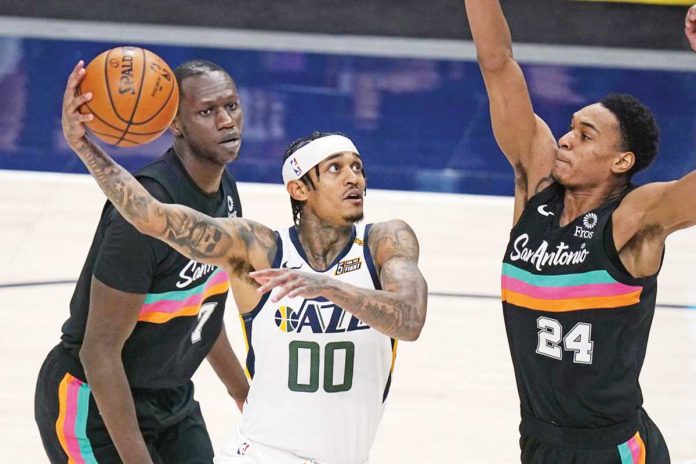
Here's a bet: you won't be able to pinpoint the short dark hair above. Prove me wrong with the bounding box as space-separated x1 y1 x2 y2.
600 93 659 178
283 131 362 226
173 60 232 99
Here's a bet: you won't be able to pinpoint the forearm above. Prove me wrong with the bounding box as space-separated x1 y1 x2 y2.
206 326 249 411
80 349 153 464
323 280 426 341
71 136 163 236
464 0 513 70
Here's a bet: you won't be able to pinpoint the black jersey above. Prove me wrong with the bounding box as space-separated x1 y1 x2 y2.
61 148 242 388
502 183 659 433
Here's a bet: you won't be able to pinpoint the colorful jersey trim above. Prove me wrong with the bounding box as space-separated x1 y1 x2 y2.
617 432 646 464
502 263 642 312
55 374 98 464
138 268 230 323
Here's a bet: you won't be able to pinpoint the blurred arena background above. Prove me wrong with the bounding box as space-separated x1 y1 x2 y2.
1 0 695 462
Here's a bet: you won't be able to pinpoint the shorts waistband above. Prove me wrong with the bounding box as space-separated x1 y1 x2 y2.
520 410 640 449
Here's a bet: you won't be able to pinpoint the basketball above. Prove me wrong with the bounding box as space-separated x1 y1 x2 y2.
78 46 179 147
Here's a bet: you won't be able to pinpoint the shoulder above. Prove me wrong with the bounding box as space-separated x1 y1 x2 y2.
614 181 673 224
612 181 673 249
367 219 419 265
139 177 173 202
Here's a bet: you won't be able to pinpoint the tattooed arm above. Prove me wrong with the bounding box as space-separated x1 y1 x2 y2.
250 220 427 341
62 61 274 272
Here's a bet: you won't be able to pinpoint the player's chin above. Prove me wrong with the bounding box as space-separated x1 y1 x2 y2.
343 211 364 224
214 146 240 164
551 164 571 186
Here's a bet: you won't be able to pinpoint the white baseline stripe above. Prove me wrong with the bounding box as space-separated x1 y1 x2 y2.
1 16 695 71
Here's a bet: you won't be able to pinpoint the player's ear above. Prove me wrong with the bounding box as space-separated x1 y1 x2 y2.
169 116 183 138
287 180 309 201
611 151 634 175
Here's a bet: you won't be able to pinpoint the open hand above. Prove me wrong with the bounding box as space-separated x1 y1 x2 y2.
686 4 696 51
249 269 330 302
62 61 94 149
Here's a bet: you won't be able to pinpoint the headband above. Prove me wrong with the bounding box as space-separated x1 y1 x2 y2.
282 135 359 185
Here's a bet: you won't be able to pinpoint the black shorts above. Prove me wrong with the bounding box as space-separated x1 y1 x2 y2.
520 409 670 464
35 344 214 464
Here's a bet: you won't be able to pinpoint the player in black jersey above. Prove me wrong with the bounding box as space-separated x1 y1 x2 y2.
465 1 696 463
35 60 249 464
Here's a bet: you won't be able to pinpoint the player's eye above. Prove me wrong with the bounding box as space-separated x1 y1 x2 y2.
199 108 212 116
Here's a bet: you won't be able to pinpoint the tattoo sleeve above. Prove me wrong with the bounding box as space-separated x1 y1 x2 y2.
71 137 238 267
323 220 427 341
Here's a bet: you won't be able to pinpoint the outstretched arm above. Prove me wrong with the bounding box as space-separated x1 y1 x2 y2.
613 5 696 277
464 0 556 206
250 220 427 341
62 61 270 271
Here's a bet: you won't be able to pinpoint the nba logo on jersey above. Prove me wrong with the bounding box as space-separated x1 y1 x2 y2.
274 298 370 334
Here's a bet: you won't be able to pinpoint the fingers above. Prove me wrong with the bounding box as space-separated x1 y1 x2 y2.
69 92 94 114
270 280 306 302
63 61 93 115
249 269 285 279
256 272 295 295
249 269 312 302
64 60 85 100
687 5 696 29
250 269 289 288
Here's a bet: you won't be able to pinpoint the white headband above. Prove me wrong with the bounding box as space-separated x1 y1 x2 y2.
282 135 359 185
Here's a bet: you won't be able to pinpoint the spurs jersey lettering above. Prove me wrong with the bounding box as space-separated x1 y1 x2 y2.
502 183 659 430
239 224 396 464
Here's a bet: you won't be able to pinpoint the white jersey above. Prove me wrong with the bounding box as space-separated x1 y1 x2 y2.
238 223 396 464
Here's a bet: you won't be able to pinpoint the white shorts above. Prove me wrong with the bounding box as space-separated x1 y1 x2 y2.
215 429 327 464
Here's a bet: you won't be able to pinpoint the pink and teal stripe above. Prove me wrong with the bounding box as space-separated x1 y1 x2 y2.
138 268 229 323
502 263 643 312
55 373 98 464
617 432 646 463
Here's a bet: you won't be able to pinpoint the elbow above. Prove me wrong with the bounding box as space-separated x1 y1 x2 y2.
400 307 427 342
477 49 514 74
400 328 421 342
79 340 118 380
78 342 95 368
132 220 157 238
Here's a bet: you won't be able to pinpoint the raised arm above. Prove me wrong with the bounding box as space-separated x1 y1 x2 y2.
62 61 272 273
464 0 557 203
249 220 428 341
612 6 696 277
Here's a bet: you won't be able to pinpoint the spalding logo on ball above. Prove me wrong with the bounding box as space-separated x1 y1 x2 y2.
78 46 179 147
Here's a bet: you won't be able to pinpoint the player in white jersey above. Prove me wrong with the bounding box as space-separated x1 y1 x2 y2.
61 67 428 464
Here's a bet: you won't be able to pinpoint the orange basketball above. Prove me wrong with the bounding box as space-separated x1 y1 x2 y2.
78 46 179 147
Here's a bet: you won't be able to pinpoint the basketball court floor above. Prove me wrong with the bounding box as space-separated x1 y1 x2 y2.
2 170 695 462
